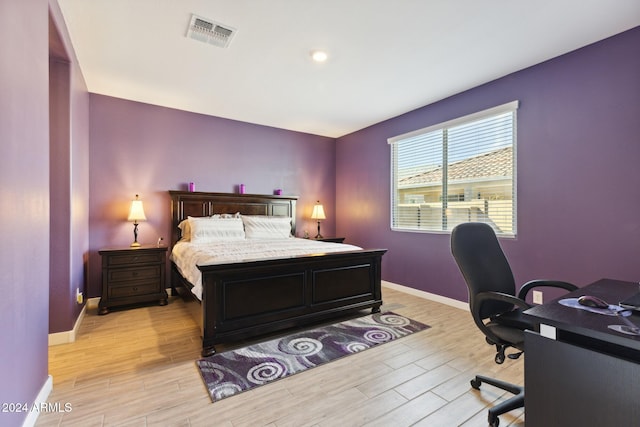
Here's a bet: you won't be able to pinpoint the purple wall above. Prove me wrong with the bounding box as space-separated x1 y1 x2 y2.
50 56 72 333
337 26 640 302
48 3 90 334
88 97 337 297
0 0 50 424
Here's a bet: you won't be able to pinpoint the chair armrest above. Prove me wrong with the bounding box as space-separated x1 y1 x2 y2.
473 292 532 348
517 280 578 300
475 291 532 317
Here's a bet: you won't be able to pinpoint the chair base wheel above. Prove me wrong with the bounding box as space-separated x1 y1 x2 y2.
470 375 523 427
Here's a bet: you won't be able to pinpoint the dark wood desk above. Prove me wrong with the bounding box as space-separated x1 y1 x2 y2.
523 278 640 426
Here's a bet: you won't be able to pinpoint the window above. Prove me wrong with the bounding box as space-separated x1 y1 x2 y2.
389 101 518 236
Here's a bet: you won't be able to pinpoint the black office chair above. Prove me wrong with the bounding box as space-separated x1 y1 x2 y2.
450 222 577 427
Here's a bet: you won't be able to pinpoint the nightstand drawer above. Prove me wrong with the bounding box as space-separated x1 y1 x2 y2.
106 252 164 266
107 265 161 283
109 282 161 299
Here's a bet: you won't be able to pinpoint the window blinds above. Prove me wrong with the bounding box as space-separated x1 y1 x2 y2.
389 101 518 236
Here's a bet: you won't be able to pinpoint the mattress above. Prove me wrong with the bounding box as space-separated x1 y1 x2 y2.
171 238 362 299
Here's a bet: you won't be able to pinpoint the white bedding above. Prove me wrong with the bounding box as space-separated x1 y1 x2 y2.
171 238 362 300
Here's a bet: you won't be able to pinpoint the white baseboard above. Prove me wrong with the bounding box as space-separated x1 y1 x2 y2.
21 375 53 427
48 297 100 346
382 280 468 311
48 305 85 346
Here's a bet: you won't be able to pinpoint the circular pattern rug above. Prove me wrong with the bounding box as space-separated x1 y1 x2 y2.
196 311 429 402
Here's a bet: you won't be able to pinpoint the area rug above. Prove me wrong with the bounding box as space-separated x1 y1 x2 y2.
196 312 429 402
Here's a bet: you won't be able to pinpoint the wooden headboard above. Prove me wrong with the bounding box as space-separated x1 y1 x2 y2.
169 191 298 247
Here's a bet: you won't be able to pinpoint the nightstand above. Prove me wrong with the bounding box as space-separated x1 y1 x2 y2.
314 237 345 243
98 245 168 315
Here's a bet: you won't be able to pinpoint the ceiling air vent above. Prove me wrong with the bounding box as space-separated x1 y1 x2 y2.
187 14 236 48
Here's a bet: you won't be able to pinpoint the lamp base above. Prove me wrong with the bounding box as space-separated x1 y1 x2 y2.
131 221 141 247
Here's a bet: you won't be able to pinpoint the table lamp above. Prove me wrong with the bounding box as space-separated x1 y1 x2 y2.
127 194 147 247
311 200 326 239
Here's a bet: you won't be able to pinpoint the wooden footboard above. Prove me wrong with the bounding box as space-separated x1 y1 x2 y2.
172 249 385 356
197 249 385 356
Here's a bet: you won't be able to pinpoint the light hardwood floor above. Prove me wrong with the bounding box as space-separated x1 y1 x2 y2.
37 284 525 426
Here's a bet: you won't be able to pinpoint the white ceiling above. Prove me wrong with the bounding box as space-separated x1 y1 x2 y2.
57 0 640 138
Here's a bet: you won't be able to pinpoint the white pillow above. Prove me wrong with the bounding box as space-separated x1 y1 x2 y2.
178 213 242 241
187 216 246 243
242 215 292 239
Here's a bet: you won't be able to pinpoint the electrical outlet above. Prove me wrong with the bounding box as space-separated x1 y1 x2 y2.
533 290 543 305
76 288 84 305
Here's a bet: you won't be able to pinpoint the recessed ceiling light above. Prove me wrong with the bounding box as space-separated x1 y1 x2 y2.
310 50 328 63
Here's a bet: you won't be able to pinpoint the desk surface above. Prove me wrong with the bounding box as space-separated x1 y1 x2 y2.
524 278 640 352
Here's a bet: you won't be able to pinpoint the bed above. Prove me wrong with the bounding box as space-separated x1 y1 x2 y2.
169 191 386 356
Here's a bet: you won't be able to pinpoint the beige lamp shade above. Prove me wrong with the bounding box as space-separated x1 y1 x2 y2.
128 195 147 222
311 202 326 220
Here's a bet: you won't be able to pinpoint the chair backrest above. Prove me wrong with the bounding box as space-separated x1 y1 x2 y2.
451 222 516 320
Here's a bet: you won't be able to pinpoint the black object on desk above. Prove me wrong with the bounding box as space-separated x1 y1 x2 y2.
523 278 640 427
619 290 640 311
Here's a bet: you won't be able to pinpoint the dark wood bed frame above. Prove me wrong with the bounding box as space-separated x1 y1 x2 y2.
169 191 386 356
